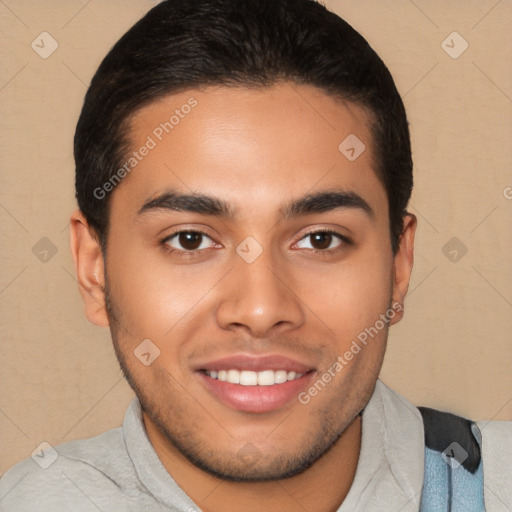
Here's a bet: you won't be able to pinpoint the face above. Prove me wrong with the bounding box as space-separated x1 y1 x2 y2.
73 83 415 482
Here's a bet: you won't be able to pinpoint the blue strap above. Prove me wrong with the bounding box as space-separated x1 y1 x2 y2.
418 407 485 512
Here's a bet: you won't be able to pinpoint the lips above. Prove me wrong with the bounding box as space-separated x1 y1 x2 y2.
195 354 314 373
194 354 316 413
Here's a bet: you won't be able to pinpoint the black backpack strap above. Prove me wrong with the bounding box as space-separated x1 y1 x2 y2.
418 407 486 511
418 406 481 473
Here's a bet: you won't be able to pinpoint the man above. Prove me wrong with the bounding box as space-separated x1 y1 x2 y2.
0 0 510 510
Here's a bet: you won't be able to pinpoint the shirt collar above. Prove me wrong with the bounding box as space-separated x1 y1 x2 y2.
123 399 200 511
338 380 425 511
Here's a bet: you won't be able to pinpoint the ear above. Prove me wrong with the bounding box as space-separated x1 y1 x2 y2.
389 213 417 326
69 210 109 327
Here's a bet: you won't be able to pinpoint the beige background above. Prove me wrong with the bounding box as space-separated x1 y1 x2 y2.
1 0 511 475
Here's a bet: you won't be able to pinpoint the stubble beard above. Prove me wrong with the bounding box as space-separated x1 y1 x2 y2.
104 281 371 482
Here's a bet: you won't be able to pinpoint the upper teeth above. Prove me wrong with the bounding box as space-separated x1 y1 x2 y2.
206 369 303 386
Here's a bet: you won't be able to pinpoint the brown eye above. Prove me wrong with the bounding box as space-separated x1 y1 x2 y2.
295 230 345 252
310 232 333 250
165 231 215 252
178 232 203 250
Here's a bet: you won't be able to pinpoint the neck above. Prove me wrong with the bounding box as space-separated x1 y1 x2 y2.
144 413 362 512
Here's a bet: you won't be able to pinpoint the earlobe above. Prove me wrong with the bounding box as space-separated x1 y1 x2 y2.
389 213 417 326
69 210 109 327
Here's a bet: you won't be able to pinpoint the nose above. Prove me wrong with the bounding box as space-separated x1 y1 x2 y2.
215 249 305 338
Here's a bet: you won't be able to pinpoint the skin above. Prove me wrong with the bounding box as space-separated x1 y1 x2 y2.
70 83 416 512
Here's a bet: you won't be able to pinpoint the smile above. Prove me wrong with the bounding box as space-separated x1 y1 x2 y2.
203 369 304 386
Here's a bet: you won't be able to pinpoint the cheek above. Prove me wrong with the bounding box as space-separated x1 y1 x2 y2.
297 249 393 344
105 240 225 340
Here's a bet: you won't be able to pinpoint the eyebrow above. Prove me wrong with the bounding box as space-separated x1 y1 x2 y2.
138 189 373 219
281 190 373 219
139 190 233 217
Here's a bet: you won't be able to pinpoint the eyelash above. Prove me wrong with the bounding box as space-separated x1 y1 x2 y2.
161 229 351 258
161 230 216 258
297 229 352 255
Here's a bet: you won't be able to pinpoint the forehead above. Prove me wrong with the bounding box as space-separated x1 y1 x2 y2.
111 83 387 221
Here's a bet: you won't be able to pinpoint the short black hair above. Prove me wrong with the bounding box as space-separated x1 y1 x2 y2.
74 0 413 253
